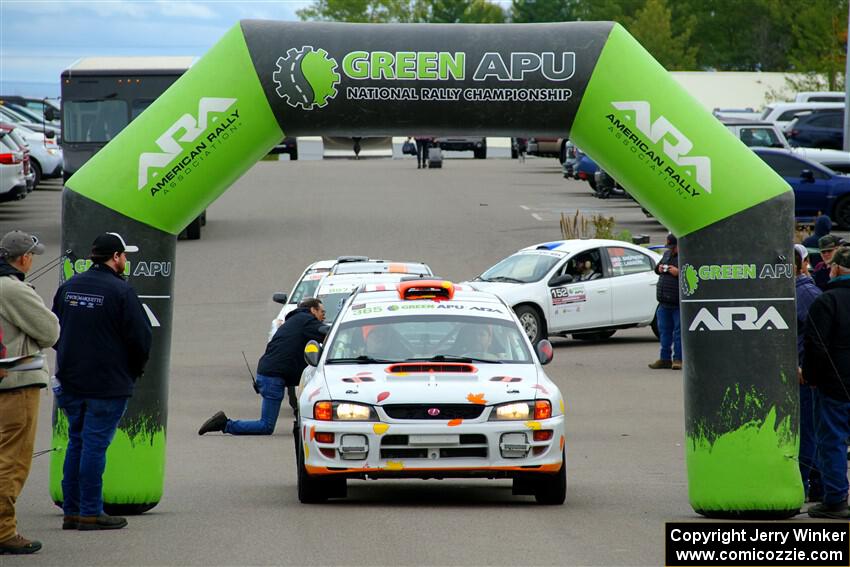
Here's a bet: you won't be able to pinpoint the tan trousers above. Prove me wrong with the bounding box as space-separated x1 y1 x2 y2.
0 387 39 541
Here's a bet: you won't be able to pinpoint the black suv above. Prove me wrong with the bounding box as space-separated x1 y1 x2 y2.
432 137 486 159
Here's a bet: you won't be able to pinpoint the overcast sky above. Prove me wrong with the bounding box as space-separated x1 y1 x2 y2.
1 0 312 97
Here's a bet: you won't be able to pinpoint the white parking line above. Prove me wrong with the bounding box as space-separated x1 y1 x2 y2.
520 205 529 210
531 213 543 221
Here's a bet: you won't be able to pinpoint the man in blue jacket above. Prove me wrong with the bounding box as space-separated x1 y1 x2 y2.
199 298 327 435
52 232 152 531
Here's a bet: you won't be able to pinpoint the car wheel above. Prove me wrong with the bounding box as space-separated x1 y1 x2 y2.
514 305 544 344
572 330 616 341
587 177 596 191
534 450 566 505
31 160 42 189
511 148 518 159
296 436 328 503
834 196 850 229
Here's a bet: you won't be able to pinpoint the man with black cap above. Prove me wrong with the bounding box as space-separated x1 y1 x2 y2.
51 232 152 531
812 235 845 291
649 233 682 370
804 246 850 519
0 230 60 554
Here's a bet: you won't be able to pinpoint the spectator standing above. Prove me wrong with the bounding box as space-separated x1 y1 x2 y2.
52 232 152 531
199 298 327 435
803 215 832 267
0 230 60 554
414 136 432 169
804 247 850 519
649 233 682 370
812 235 845 291
794 244 822 502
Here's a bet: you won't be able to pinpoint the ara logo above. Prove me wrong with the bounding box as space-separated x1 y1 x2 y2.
611 101 712 194
137 97 238 190
273 46 340 110
688 306 789 332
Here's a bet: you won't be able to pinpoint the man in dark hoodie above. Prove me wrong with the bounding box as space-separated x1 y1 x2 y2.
199 298 327 435
803 215 832 268
804 247 850 519
52 232 152 532
649 233 682 370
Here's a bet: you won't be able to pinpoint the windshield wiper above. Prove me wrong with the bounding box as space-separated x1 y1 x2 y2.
406 355 502 364
488 276 524 283
325 355 395 364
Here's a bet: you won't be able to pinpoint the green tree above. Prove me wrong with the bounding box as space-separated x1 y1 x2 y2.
426 0 506 23
296 0 416 22
789 0 848 89
625 0 697 70
510 0 574 22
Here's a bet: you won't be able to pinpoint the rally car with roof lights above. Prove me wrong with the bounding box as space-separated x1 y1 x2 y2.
269 258 433 340
294 280 565 504
468 240 662 343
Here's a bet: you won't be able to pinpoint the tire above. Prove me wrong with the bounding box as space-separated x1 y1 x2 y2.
290 149 298 161
535 450 566 505
587 177 596 191
558 141 567 164
511 148 518 159
474 148 486 159
834 196 850 229
514 305 545 344
296 435 346 503
572 330 616 341
31 160 42 189
185 216 202 240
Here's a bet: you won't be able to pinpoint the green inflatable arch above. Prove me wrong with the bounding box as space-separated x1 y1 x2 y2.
54 21 800 518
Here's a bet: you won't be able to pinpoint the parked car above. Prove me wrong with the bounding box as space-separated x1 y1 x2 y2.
712 108 761 121
294 279 565 504
0 123 34 191
468 239 662 344
574 154 600 190
0 122 63 187
0 133 27 202
759 102 844 133
527 137 564 159
794 92 845 103
0 104 59 137
786 110 844 150
432 136 486 159
753 148 850 228
330 260 432 277
0 96 60 122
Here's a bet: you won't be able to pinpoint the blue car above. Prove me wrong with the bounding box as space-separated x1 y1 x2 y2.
786 110 844 150
754 148 850 228
575 154 600 190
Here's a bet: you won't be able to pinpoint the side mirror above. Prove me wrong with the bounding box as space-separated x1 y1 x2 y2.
535 339 554 366
801 169 815 182
45 130 55 140
304 340 322 367
272 292 288 305
548 274 574 287
44 107 56 122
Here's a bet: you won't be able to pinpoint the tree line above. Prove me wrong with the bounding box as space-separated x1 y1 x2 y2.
298 0 848 87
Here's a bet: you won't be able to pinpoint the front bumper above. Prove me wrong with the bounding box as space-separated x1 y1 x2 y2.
299 416 565 478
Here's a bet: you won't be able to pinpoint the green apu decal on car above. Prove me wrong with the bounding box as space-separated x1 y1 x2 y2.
570 23 791 238
65 23 283 235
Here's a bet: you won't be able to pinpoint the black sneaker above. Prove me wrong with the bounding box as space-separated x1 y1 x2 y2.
808 502 850 519
198 411 228 435
0 534 42 554
78 514 128 531
63 515 80 530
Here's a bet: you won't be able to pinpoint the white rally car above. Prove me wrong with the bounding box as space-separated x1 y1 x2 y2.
469 239 662 343
295 279 565 504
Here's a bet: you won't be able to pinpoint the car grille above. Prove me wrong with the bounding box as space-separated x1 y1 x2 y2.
380 434 488 459
382 404 485 420
385 362 476 374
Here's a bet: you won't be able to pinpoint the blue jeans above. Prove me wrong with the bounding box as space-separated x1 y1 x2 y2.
225 374 285 435
656 305 682 361
57 392 128 517
799 385 822 499
813 390 850 506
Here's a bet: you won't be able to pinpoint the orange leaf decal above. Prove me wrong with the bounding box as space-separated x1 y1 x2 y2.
309 425 316 441
447 419 463 427
467 392 487 405
308 387 322 401
302 425 307 440
377 391 390 403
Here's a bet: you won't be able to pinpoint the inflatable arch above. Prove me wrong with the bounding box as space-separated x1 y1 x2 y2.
53 21 800 518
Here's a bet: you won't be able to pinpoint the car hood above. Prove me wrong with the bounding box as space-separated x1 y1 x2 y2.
465 280 528 303
316 362 544 405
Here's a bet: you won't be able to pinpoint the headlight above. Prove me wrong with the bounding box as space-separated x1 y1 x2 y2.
336 402 373 421
491 402 531 420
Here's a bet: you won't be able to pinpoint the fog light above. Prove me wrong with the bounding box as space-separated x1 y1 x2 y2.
319 448 336 459
339 434 368 460
500 432 530 458
533 430 553 442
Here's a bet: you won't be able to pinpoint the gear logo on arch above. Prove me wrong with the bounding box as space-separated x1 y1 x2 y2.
273 46 340 110
680 264 699 297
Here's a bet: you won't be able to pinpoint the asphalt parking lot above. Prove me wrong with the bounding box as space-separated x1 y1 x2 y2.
3 157 844 566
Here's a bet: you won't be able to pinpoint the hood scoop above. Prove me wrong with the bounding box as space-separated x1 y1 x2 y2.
385 362 478 374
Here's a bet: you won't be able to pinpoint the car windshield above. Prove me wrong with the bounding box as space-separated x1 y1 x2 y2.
479 252 561 283
326 315 532 364
317 291 353 322
333 262 431 276
289 274 326 305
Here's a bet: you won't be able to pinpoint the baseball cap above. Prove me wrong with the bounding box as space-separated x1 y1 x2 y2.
0 230 45 257
832 247 850 269
90 232 139 258
794 244 808 262
819 234 844 252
